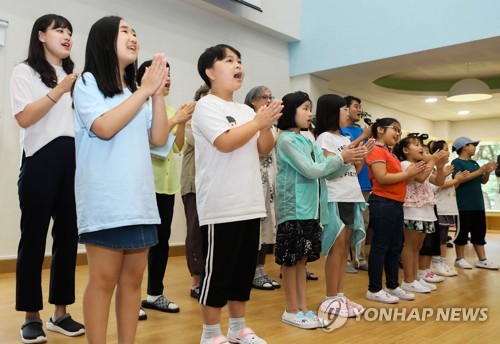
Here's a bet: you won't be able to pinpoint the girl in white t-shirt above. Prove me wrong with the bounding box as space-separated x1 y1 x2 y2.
393 136 448 294
315 94 373 318
10 14 84 342
428 140 468 276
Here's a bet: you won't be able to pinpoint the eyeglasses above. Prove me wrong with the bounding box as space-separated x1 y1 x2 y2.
350 104 362 110
382 125 402 134
260 95 275 101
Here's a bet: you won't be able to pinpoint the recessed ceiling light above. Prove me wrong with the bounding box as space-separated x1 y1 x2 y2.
458 110 470 115
425 98 438 103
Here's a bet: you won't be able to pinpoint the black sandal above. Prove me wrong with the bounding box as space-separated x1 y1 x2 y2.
306 271 319 281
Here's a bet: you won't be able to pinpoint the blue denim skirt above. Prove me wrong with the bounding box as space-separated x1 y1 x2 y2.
79 224 158 250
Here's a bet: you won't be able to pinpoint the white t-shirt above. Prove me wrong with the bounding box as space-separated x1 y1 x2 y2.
73 73 160 234
316 132 364 202
401 160 437 221
10 63 74 157
192 94 266 226
433 168 459 215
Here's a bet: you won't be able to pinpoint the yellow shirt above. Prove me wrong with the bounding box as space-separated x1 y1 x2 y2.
152 105 183 194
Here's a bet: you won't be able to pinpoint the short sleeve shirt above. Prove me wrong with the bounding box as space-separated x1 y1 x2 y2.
73 73 160 233
452 158 484 211
192 94 265 226
366 144 406 202
10 63 74 157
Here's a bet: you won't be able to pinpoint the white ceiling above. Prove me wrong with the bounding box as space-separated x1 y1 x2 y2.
312 36 500 122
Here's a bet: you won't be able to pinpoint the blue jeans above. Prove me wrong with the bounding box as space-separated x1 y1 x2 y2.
367 194 404 292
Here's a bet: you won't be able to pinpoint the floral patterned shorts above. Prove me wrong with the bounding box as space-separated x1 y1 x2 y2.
275 219 322 266
404 220 435 234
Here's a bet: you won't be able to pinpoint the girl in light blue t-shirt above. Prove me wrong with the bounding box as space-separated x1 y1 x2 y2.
72 15 171 343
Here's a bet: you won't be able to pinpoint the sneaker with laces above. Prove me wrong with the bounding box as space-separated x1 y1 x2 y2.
20 319 46 344
419 269 445 283
46 313 85 337
384 287 415 301
431 259 458 277
455 258 473 269
139 307 147 321
418 279 437 291
474 259 500 270
227 327 267 344
281 310 318 329
401 280 430 293
365 290 399 304
200 335 230 344
142 295 180 313
305 310 326 328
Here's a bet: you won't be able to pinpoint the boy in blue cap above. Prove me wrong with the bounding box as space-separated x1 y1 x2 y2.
451 137 498 270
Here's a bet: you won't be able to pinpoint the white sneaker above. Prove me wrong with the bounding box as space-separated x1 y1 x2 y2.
227 327 267 344
319 297 349 317
384 287 415 301
418 279 437 291
366 290 399 304
419 269 445 283
401 280 430 293
431 259 458 277
474 259 500 270
281 310 318 329
455 258 473 269
200 335 230 344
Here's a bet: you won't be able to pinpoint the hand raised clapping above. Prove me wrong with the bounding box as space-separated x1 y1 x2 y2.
255 100 283 130
140 53 168 96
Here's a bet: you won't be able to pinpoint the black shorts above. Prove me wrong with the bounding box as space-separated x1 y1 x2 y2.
338 202 355 227
199 219 260 308
454 210 487 245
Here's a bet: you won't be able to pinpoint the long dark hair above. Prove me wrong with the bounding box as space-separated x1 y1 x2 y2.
25 14 74 88
315 94 346 137
82 16 137 98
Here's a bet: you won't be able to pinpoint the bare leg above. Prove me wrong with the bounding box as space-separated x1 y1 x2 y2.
455 244 465 259
228 300 245 318
338 229 352 293
295 257 308 312
201 305 222 325
325 228 349 296
473 244 486 260
115 248 148 344
83 245 123 344
282 264 298 313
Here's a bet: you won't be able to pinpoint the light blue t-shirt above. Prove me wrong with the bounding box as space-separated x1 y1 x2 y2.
73 73 160 234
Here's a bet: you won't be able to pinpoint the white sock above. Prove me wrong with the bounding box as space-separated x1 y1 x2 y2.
202 324 222 341
259 266 267 277
254 268 262 279
229 317 246 334
337 292 344 297
147 295 161 303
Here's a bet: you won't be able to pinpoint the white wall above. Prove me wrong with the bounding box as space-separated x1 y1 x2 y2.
0 0 294 259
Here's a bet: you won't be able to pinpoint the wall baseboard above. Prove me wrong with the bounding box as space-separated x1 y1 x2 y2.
0 245 186 275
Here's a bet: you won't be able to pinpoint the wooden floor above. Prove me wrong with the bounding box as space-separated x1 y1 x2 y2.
1 234 500 344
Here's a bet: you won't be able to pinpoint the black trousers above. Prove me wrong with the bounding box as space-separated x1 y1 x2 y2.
147 193 175 295
16 137 78 312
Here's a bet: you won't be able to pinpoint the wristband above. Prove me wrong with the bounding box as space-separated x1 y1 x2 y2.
46 93 57 103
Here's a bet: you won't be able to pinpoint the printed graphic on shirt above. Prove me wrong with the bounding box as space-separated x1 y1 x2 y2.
226 116 237 127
